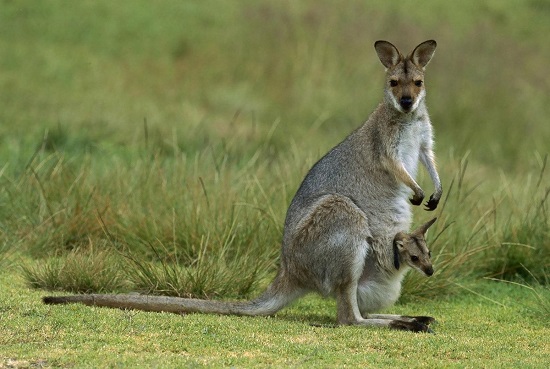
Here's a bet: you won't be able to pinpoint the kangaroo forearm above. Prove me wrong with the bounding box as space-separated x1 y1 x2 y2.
420 149 442 197
383 157 422 193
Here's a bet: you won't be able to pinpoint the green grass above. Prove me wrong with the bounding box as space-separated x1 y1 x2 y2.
0 0 549 367
1 270 548 368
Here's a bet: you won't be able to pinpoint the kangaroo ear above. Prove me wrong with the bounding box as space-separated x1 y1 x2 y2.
375 41 402 69
410 40 437 69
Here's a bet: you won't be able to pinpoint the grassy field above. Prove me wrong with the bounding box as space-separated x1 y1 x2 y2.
0 0 549 367
1 272 548 368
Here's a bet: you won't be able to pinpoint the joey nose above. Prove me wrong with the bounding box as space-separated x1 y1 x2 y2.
424 267 434 277
400 97 413 110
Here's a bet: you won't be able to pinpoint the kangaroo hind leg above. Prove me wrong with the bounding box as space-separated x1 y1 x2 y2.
337 289 433 332
291 194 372 325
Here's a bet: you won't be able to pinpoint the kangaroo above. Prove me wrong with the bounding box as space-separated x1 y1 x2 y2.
284 40 441 245
43 40 442 332
43 218 437 332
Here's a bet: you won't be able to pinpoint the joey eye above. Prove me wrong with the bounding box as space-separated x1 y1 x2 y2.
390 80 398 87
414 80 423 87
411 255 419 262
428 251 432 258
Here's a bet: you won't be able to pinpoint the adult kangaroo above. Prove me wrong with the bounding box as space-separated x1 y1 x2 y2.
44 40 442 332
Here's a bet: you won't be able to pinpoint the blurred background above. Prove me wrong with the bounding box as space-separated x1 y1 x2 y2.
2 0 548 167
1 1 548 297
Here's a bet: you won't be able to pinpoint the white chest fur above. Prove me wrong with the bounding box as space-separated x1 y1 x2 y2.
397 119 427 179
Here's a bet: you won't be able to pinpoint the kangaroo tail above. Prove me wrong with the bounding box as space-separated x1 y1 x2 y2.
43 274 305 317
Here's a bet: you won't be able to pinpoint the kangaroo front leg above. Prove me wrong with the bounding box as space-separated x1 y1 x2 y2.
419 148 442 211
383 157 424 206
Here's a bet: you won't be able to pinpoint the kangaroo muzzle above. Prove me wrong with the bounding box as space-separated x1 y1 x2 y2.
400 96 413 111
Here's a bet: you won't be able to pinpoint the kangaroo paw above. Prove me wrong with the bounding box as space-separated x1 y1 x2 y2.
407 315 437 325
389 320 433 333
424 195 439 211
410 194 424 206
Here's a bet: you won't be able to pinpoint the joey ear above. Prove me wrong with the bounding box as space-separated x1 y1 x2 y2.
393 241 400 270
393 232 407 247
393 234 405 270
416 217 437 236
410 40 437 68
374 40 402 69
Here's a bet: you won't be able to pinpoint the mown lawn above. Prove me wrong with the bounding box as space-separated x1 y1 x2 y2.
1 269 548 368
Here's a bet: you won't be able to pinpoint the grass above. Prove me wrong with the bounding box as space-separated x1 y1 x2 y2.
1 270 548 368
0 0 549 367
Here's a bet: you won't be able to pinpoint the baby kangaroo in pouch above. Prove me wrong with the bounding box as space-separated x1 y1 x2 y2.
44 40 442 333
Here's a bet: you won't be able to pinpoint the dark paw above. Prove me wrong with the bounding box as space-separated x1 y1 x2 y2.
410 194 424 206
389 320 433 333
410 315 437 325
424 195 439 211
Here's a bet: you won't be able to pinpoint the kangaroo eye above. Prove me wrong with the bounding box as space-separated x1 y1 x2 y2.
414 80 423 87
390 80 398 87
411 255 419 262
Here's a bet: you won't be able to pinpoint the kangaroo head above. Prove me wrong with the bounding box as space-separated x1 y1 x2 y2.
393 217 437 276
374 40 437 114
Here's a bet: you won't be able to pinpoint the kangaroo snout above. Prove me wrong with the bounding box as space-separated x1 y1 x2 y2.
400 96 413 111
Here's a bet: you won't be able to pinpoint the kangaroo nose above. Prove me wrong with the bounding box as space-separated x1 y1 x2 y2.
400 97 413 110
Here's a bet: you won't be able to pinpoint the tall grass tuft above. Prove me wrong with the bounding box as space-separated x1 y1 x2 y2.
22 246 128 293
16 134 288 298
124 234 274 299
482 155 549 282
